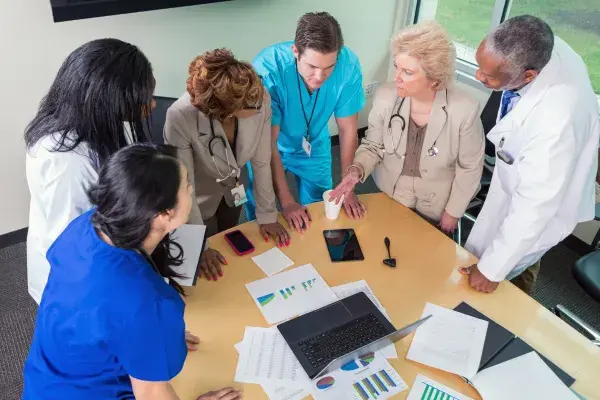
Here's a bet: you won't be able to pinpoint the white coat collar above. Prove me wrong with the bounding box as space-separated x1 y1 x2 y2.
488 37 563 138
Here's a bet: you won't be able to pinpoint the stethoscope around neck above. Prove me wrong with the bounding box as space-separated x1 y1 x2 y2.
204 118 240 183
385 96 440 158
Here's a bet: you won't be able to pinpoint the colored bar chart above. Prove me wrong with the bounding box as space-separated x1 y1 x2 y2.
420 383 460 400
352 369 402 399
379 369 398 388
278 285 296 299
256 293 275 306
301 278 317 291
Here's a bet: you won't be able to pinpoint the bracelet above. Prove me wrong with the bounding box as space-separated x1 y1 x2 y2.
346 164 365 181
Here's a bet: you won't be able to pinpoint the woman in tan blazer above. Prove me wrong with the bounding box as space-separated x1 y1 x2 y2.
331 21 484 233
165 49 290 281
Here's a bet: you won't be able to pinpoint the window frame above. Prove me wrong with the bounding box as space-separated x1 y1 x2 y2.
410 0 600 105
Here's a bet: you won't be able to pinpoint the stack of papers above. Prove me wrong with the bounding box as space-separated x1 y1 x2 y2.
234 326 408 400
234 327 311 400
407 303 488 380
245 264 338 324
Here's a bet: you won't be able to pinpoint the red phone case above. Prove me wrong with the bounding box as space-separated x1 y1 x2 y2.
224 230 255 255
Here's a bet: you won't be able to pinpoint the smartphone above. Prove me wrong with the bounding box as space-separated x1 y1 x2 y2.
224 230 255 255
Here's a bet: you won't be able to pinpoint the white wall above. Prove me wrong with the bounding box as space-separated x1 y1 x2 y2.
0 0 401 234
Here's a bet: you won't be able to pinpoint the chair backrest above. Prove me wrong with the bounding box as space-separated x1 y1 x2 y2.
146 96 177 144
574 250 600 302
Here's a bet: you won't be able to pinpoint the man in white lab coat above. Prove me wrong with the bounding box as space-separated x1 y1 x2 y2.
462 15 600 294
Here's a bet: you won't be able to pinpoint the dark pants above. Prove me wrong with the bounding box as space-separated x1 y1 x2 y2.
510 261 541 295
204 197 242 237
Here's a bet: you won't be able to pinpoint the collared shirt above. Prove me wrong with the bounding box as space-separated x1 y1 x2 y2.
253 41 366 159
401 118 428 178
496 82 533 122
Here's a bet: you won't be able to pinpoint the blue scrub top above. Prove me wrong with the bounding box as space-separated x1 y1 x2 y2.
22 210 187 400
253 41 366 161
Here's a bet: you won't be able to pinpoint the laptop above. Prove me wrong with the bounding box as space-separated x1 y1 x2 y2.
277 292 430 379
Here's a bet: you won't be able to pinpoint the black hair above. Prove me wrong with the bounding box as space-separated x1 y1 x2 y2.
87 143 186 295
25 38 155 167
295 12 344 56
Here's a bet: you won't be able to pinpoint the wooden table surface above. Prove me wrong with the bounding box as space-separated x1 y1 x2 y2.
171 193 600 399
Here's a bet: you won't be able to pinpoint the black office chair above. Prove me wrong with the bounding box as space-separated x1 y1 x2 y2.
455 160 494 245
145 96 177 144
554 250 600 347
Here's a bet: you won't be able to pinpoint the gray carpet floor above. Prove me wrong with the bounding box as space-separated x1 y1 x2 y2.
1 144 600 399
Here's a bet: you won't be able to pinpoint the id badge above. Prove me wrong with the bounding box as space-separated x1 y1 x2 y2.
496 150 514 165
230 184 248 207
302 136 312 157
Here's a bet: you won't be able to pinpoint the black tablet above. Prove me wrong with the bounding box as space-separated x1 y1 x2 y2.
323 229 365 262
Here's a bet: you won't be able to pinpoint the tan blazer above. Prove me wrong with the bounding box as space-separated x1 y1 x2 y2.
354 82 484 218
164 91 278 226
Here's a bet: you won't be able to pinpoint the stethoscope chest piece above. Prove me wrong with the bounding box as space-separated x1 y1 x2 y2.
427 146 439 157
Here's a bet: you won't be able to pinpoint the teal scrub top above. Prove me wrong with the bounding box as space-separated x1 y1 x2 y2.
253 41 366 160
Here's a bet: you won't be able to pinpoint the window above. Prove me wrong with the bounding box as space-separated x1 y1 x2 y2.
415 0 600 95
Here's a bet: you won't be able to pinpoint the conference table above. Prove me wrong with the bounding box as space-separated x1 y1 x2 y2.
172 193 600 399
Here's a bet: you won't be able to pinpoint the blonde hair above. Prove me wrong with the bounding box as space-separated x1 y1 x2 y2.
391 21 456 90
187 48 263 120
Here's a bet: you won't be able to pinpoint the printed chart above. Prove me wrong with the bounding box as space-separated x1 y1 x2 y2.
316 376 336 390
341 352 375 371
351 367 405 400
312 351 408 400
246 264 338 324
406 374 474 400
420 383 461 400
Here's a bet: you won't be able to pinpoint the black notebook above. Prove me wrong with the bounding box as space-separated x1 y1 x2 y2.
454 302 575 387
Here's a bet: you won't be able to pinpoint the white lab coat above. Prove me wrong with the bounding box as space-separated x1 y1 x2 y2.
26 134 98 304
465 37 600 282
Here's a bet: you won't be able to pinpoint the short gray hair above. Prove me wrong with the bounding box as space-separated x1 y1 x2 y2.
486 15 554 79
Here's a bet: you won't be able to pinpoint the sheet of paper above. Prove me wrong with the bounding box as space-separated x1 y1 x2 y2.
471 352 578 400
234 335 311 400
406 303 488 380
246 264 338 324
406 374 474 400
332 280 385 311
332 281 397 359
311 350 408 400
261 383 310 400
252 247 294 276
170 224 206 286
234 326 311 386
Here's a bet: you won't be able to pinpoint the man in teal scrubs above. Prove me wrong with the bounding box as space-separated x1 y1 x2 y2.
246 12 366 232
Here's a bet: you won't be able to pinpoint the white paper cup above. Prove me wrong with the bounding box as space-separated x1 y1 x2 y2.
323 190 344 220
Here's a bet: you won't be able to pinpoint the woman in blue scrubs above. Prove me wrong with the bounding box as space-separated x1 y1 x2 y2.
22 144 241 400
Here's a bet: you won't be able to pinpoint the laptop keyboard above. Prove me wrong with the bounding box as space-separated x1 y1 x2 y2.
297 313 388 370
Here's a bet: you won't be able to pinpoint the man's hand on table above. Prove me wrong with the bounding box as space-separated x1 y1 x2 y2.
460 264 500 293
282 202 311 233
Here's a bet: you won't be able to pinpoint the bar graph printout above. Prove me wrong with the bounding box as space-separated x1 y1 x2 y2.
246 264 337 324
310 350 408 400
